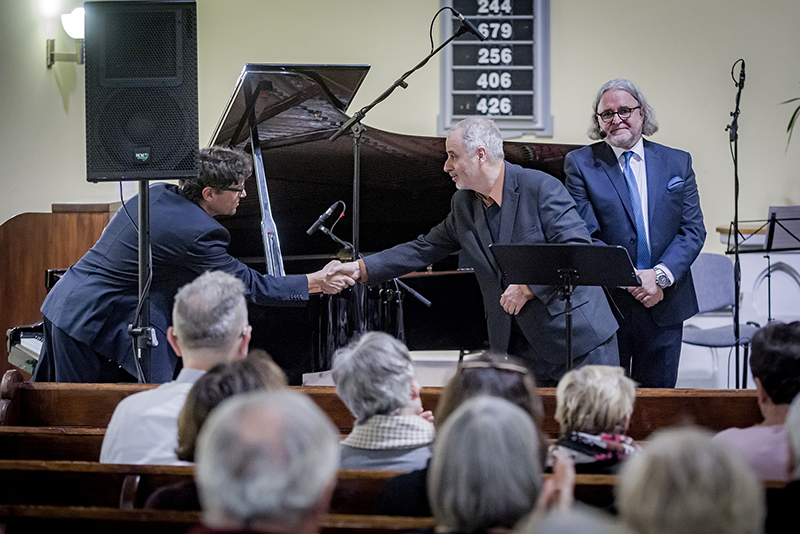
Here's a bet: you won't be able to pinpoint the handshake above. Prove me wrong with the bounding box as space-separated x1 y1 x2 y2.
307 260 362 295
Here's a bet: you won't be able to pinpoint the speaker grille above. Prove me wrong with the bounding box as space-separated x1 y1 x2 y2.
85 1 199 182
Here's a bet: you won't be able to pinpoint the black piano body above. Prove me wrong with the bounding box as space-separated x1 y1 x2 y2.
209 64 580 384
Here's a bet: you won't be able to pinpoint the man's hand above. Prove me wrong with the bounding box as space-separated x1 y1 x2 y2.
307 260 357 294
628 269 664 308
325 260 361 281
500 284 534 315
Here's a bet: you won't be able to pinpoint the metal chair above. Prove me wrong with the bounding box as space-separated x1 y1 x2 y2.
682 253 760 388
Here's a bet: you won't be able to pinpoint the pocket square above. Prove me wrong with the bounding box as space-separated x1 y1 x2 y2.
667 176 685 191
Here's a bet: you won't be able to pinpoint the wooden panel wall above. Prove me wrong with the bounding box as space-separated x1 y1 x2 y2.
0 205 112 377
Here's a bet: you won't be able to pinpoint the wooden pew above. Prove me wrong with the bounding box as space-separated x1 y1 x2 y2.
0 459 630 513
0 506 436 534
1 369 762 440
0 460 402 514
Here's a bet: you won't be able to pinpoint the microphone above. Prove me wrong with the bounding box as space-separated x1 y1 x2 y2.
306 203 337 235
452 9 487 41
738 60 745 89
599 130 607 139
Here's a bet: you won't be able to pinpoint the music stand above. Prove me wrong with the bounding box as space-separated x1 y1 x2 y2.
490 244 640 371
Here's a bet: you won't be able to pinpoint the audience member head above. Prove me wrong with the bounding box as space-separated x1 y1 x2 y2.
169 271 250 369
176 350 287 462
429 395 543 533
555 365 636 436
515 507 634 534
181 147 253 203
616 427 764 534
587 78 659 141
195 390 339 533
449 116 505 161
332 332 421 424
749 321 800 408
436 352 547 466
786 393 800 479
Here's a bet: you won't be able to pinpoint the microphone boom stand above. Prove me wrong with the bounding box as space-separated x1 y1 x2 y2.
726 59 745 388
328 21 472 330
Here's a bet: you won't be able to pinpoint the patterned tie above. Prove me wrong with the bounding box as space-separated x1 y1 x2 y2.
623 151 651 269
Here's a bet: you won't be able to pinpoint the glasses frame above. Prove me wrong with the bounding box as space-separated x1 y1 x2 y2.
221 185 246 196
596 105 641 124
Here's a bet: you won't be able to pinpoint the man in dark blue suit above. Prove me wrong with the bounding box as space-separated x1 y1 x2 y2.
33 147 353 383
564 79 706 387
331 117 619 386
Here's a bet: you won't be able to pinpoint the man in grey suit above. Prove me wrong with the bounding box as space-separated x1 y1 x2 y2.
564 79 706 387
331 117 618 386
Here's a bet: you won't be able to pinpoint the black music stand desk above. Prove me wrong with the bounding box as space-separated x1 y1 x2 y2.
490 243 639 371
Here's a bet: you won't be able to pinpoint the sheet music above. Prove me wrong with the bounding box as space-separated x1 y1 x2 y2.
765 206 800 251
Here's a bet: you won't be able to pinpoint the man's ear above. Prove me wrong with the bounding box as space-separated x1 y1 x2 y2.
235 325 252 359
167 326 182 357
201 186 216 203
476 146 488 163
410 379 421 400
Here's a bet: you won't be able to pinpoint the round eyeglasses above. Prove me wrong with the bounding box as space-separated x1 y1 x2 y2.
596 105 641 123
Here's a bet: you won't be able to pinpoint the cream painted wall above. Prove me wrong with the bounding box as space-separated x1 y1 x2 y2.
2 0 800 257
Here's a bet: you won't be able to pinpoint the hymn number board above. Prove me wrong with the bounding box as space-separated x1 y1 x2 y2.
438 0 552 137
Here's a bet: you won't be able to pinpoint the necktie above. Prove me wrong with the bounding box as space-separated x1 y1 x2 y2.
623 151 650 269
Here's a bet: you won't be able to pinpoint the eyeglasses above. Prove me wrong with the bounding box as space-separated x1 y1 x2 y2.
596 106 641 123
222 185 246 196
458 359 529 375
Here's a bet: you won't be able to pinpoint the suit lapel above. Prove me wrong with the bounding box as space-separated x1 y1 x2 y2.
644 140 665 224
595 143 636 228
498 166 519 244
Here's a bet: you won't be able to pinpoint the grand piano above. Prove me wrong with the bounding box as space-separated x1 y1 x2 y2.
208 64 581 384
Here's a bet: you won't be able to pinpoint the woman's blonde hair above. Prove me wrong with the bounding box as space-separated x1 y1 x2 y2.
555 365 635 435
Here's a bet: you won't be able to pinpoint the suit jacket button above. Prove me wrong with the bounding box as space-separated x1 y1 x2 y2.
630 238 635 244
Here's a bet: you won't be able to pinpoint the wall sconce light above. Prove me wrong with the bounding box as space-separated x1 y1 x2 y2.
46 7 85 68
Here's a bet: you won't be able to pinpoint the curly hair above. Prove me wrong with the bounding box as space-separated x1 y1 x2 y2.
180 146 253 203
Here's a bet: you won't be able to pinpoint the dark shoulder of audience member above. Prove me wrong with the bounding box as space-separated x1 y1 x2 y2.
145 350 286 510
376 352 545 517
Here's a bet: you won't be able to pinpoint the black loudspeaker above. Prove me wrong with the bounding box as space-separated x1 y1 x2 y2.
84 1 199 182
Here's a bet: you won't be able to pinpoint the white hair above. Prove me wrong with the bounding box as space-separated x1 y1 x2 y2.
450 116 505 161
195 390 340 530
332 332 415 424
172 270 247 350
587 78 659 140
617 427 764 534
429 395 543 533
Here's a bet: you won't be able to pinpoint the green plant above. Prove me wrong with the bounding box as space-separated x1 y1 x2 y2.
782 95 800 149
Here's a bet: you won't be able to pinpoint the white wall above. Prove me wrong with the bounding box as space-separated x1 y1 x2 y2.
2 0 800 256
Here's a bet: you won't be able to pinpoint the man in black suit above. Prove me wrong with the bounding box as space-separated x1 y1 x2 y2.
331 117 618 386
33 147 353 383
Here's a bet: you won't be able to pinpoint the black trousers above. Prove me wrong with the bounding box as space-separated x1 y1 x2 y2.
31 317 135 383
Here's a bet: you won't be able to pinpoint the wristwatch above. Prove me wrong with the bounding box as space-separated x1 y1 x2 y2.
653 266 670 288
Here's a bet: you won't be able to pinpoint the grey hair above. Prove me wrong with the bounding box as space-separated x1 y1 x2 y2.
555 365 636 436
429 396 543 533
516 507 635 534
195 390 340 530
587 78 659 140
617 427 764 534
332 332 416 424
786 393 800 479
450 116 505 160
172 271 247 350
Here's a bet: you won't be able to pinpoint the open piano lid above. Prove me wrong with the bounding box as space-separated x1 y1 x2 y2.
207 64 580 269
209 64 371 149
